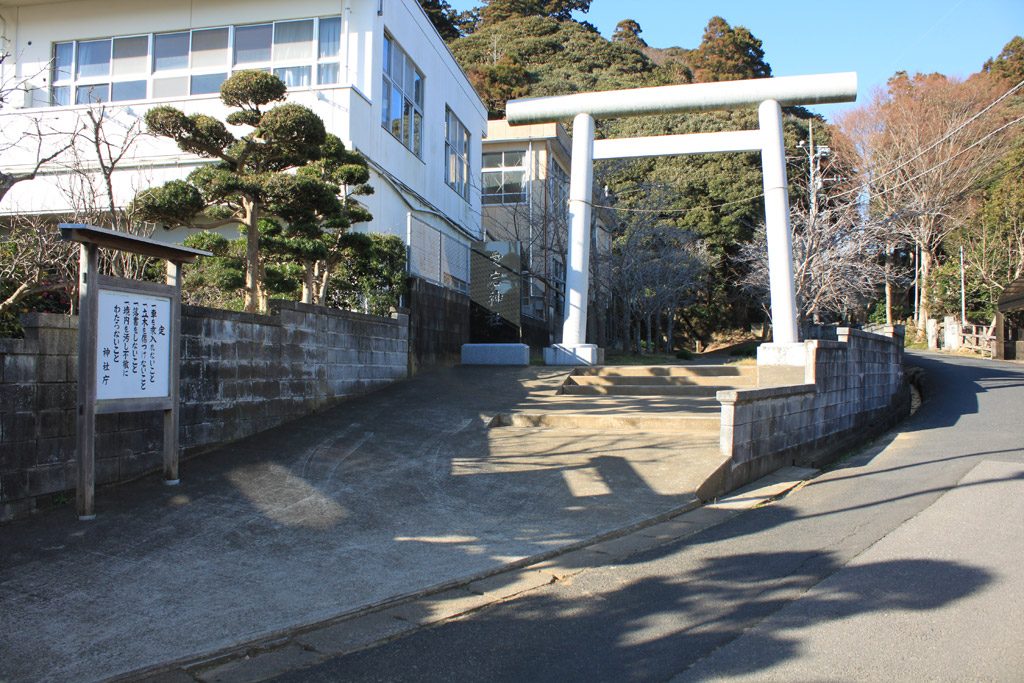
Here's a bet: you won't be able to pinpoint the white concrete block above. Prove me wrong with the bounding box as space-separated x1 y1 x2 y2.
757 341 808 366
543 343 600 366
461 343 530 366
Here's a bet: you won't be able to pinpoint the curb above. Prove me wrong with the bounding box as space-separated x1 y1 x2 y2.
122 466 818 683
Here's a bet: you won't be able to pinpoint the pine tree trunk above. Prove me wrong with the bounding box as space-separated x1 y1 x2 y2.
645 314 652 355
242 200 261 313
666 303 677 353
654 313 662 355
621 300 630 353
301 260 315 304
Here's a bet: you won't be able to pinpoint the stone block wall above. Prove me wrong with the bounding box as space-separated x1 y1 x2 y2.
0 302 407 521
407 276 470 375
715 326 908 491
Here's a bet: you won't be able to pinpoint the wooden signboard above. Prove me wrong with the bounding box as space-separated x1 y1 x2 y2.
60 224 209 520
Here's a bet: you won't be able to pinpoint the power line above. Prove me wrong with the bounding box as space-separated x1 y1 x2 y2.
583 190 769 215
864 112 1024 203
830 76 1024 202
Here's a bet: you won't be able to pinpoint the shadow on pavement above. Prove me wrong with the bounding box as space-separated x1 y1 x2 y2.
274 551 991 683
0 365 716 682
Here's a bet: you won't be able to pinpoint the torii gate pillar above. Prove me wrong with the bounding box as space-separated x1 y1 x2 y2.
508 72 857 364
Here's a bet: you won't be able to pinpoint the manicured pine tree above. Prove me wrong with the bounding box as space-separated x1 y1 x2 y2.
132 70 341 313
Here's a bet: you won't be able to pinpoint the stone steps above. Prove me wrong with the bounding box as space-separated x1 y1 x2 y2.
561 383 725 397
571 364 757 379
491 412 721 434
565 374 754 386
489 364 755 436
562 364 755 397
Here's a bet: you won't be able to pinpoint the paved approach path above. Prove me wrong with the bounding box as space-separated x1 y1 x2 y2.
271 352 1024 682
0 365 726 683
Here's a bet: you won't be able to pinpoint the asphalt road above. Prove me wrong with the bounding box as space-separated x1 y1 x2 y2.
269 352 1024 682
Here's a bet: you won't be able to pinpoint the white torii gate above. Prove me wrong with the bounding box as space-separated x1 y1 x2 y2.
506 73 858 365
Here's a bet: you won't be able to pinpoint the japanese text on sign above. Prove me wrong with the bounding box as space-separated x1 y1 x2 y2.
96 289 171 400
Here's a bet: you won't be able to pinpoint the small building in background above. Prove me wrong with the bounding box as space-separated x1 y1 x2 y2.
478 119 614 348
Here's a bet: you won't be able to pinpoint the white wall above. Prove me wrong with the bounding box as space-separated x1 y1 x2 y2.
0 0 486 265
355 0 485 246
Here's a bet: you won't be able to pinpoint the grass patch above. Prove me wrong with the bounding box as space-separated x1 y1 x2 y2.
727 340 760 357
604 352 690 366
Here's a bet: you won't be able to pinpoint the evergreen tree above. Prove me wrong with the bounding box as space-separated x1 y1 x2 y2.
132 71 341 313
449 15 656 103
686 16 771 83
418 0 466 42
612 19 646 47
480 0 591 25
983 36 1024 84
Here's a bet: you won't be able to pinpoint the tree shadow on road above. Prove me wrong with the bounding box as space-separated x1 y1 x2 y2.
276 551 991 683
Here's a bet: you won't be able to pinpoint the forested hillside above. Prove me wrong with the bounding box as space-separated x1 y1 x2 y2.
422 0 1024 352
424 0 826 350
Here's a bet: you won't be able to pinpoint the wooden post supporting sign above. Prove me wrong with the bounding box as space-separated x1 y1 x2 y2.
61 224 209 520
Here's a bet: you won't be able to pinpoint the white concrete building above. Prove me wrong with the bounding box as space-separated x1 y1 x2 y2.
0 0 486 293
481 119 614 345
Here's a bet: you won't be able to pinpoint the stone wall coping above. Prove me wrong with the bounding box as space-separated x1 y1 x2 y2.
20 312 77 329
837 326 903 343
805 339 845 350
270 300 406 326
182 305 274 325
717 383 817 404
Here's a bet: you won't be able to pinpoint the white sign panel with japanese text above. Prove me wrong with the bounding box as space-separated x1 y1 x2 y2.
96 289 171 400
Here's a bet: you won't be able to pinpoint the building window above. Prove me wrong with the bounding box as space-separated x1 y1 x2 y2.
49 16 345 107
381 33 423 156
482 150 526 205
548 160 569 218
445 107 470 200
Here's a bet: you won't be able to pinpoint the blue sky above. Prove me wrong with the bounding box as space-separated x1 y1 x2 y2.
446 0 1023 120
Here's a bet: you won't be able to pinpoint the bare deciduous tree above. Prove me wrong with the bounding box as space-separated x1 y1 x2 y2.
609 222 710 354
482 168 570 323
0 212 78 318
836 71 1023 326
56 104 155 280
1 105 152 324
737 201 890 327
0 51 80 205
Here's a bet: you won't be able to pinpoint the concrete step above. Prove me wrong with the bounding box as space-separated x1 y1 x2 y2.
566 374 750 386
512 395 722 414
491 412 720 434
560 383 726 397
573 365 756 380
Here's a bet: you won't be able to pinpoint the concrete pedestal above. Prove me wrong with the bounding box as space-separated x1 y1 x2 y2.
461 343 530 366
926 319 940 350
544 344 603 366
756 342 809 387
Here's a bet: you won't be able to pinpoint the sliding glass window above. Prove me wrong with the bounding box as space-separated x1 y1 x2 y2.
49 16 346 107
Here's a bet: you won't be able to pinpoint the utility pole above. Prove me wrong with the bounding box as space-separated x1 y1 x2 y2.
913 244 920 324
809 121 818 218
798 121 830 219
960 244 967 323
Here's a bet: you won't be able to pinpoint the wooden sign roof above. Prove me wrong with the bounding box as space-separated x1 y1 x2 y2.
59 224 211 263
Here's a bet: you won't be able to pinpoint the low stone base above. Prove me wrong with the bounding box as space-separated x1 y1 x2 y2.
460 343 530 366
756 342 808 387
544 344 603 366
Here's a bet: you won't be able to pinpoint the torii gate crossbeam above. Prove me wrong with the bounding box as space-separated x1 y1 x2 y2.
506 72 857 365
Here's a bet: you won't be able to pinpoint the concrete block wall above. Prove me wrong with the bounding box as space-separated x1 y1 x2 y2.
716 326 908 489
407 276 470 375
0 302 408 521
